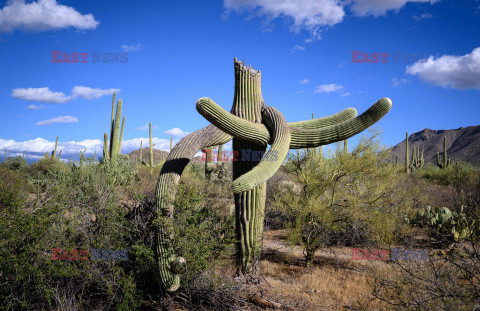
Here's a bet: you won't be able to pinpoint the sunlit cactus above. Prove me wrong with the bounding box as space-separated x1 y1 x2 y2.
103 92 125 162
153 58 392 292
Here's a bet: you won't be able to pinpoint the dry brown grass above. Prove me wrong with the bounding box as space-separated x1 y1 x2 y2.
244 230 391 311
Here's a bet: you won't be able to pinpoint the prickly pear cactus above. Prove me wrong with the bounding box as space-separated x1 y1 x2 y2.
153 58 392 291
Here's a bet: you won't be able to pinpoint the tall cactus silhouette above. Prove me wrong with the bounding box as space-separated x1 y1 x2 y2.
405 132 410 174
437 136 450 169
103 92 125 162
153 58 392 292
141 122 155 172
50 136 62 161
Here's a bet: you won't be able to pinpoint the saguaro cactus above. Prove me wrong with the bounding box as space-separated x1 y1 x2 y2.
153 58 392 292
437 136 450 169
405 132 410 174
410 145 424 169
50 136 62 161
103 92 125 162
3 148 6 162
141 122 155 172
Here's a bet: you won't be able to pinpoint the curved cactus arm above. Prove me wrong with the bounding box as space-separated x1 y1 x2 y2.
154 124 231 292
197 98 360 145
289 98 392 149
196 97 270 145
231 107 291 193
289 108 357 129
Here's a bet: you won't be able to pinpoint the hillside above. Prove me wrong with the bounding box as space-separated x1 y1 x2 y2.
391 125 480 166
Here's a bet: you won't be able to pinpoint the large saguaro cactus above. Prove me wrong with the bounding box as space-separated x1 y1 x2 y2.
153 58 392 292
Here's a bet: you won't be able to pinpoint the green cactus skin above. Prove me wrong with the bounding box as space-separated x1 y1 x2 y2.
344 139 348 153
170 137 173 152
149 123 154 170
118 116 125 156
437 137 450 169
405 132 410 174
139 140 143 163
103 133 109 161
22 151 25 160
154 58 392 291
231 106 291 193
3 148 6 162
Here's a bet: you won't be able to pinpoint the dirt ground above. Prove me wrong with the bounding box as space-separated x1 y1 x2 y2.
240 229 391 311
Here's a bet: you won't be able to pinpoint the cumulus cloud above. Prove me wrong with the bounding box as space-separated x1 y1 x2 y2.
0 0 99 33
223 0 345 39
12 86 120 103
12 87 71 103
136 123 159 131
121 43 142 52
299 79 310 84
406 47 480 90
71 86 120 100
314 84 344 93
27 104 46 110
340 91 353 96
36 115 79 125
162 127 189 138
350 0 440 17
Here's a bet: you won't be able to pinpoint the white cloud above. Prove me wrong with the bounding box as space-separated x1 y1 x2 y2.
406 47 480 90
27 104 46 110
72 86 120 100
36 115 78 125
223 0 345 39
162 127 189 138
299 79 310 84
136 123 159 131
314 84 344 93
340 91 353 96
292 45 306 52
121 43 142 52
392 77 409 87
350 0 439 17
413 13 432 20
0 0 99 33
12 87 71 103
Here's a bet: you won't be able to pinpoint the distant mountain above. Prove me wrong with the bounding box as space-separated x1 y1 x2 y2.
391 125 480 167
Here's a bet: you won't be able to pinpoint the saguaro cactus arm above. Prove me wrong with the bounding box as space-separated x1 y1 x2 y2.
197 97 392 150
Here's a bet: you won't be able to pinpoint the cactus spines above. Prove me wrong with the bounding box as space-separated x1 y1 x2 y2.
437 137 450 169
153 58 392 291
103 93 124 162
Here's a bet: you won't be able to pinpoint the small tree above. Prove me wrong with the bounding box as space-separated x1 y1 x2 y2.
274 128 402 266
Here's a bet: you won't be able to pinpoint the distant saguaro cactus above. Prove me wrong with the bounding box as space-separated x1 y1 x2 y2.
405 132 410 174
437 136 450 169
153 58 392 292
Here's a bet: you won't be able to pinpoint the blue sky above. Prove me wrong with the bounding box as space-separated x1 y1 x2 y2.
1 0 479 161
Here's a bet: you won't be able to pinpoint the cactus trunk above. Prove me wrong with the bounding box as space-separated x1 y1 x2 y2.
231 60 267 280
140 140 143 163
149 122 154 172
